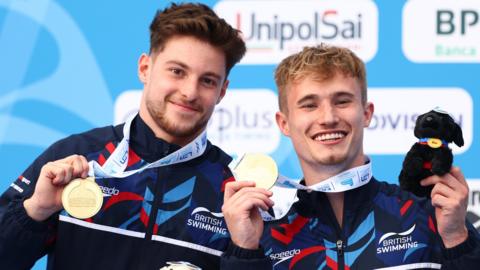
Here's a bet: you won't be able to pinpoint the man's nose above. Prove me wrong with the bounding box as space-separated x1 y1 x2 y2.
318 104 339 126
180 78 199 101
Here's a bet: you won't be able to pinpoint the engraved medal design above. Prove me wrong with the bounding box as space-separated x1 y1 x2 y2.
62 177 103 219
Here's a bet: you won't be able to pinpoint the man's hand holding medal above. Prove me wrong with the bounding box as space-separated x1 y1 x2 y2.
24 154 103 221
222 153 278 249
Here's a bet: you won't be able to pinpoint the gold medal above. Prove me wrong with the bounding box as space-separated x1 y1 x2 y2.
62 177 103 219
427 138 442 148
233 153 278 190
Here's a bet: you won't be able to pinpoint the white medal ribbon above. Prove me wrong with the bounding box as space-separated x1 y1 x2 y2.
89 115 208 179
260 161 373 221
276 162 372 193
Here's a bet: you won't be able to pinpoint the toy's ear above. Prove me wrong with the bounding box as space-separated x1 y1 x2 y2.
413 114 424 139
453 122 464 147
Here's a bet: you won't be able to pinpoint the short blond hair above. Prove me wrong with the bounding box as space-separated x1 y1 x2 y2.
275 44 367 113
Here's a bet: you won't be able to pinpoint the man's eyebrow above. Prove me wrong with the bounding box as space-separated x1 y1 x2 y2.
202 71 222 81
166 60 189 69
334 91 355 99
296 94 318 105
166 60 223 80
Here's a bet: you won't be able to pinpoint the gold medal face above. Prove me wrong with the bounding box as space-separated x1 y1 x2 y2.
234 153 278 190
62 177 103 219
427 138 442 148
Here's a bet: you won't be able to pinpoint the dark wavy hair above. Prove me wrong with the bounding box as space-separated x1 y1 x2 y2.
149 3 246 75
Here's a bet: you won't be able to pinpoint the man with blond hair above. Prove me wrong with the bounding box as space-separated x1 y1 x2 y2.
221 44 480 269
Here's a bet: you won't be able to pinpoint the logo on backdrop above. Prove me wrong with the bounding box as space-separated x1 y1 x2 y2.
365 88 472 155
114 89 280 156
467 180 480 232
403 0 480 62
214 0 378 64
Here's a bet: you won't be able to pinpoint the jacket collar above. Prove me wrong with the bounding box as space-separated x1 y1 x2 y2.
294 177 380 218
127 114 211 163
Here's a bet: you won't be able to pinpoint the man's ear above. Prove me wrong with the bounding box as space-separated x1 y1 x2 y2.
216 79 229 104
276 111 290 137
453 122 464 147
363 102 374 128
138 53 150 84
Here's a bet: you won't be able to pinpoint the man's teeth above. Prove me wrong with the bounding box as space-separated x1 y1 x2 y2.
315 133 345 141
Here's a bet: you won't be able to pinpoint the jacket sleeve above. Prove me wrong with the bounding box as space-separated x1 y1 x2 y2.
220 241 272 269
0 143 61 270
441 222 480 269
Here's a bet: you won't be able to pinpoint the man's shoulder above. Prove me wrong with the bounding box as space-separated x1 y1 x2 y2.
18 124 123 181
373 178 432 207
69 123 122 142
47 124 122 157
204 141 233 167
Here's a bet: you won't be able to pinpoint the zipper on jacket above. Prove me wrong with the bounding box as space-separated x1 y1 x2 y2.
337 239 345 270
323 194 347 270
137 167 166 269
145 169 165 240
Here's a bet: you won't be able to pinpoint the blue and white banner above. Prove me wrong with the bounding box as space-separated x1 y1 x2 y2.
1 1 479 269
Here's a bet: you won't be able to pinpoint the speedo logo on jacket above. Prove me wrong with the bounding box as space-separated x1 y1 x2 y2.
99 185 120 197
269 249 301 267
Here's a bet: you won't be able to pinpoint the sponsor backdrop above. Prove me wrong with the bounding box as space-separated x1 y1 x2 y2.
0 0 478 268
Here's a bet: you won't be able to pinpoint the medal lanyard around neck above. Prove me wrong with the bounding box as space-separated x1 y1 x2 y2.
260 161 373 221
88 115 208 179
276 161 372 193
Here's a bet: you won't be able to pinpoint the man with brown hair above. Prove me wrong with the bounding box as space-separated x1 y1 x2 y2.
221 44 480 269
0 3 246 269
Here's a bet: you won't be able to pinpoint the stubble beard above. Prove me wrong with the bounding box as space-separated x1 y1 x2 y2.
146 99 208 139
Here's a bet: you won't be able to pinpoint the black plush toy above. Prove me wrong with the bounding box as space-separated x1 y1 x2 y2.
399 108 464 198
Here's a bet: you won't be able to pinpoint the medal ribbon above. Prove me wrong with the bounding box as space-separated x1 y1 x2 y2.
260 161 373 221
276 161 372 193
88 115 208 179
